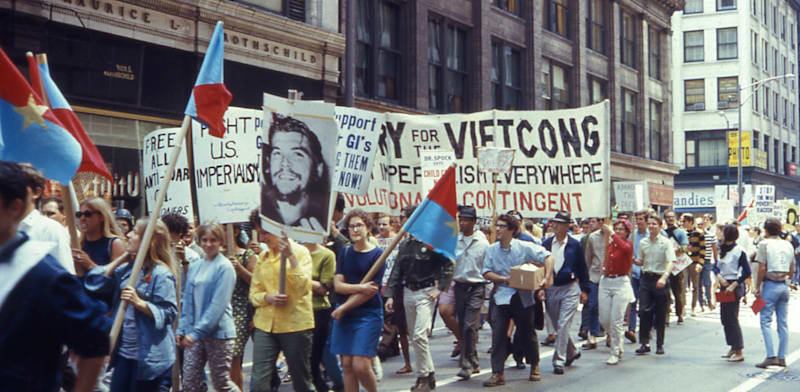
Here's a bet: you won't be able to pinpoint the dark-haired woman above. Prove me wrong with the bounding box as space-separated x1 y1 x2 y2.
715 224 751 363
598 219 634 365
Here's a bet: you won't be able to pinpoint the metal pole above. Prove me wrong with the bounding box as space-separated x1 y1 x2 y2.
344 0 355 107
718 112 731 201
737 85 743 216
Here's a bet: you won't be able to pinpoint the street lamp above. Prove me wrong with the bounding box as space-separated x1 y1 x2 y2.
737 74 796 216
716 111 731 201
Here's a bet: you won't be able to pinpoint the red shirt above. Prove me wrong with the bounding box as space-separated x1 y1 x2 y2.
604 233 633 275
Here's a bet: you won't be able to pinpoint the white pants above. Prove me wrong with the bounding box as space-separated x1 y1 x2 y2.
598 276 634 355
404 287 437 377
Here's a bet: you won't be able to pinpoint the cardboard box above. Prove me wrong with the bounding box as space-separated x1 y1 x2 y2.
508 263 545 291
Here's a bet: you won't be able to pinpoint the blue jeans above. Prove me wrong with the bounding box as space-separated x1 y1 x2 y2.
628 276 640 332
586 282 602 336
110 356 171 392
794 259 800 284
760 281 790 359
698 263 712 307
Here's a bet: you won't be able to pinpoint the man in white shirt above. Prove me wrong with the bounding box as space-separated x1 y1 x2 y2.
18 165 74 274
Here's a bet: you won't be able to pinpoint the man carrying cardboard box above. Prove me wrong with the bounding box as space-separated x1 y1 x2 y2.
481 214 553 387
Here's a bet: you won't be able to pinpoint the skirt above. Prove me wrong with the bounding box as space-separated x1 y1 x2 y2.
330 307 383 357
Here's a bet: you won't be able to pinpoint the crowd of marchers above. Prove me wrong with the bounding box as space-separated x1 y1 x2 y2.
0 160 797 392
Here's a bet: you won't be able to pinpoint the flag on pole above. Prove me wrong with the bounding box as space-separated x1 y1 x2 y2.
184 21 232 138
0 47 81 183
402 163 458 259
31 57 113 182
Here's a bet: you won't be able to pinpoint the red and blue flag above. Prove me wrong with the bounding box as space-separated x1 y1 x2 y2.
0 47 81 184
184 21 232 138
32 56 113 182
403 164 458 259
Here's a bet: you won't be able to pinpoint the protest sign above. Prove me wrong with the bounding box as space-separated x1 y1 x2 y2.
192 107 263 224
332 107 383 196
142 128 194 222
343 101 611 218
477 147 516 174
716 199 734 224
420 150 455 196
613 181 650 212
751 185 775 226
261 93 338 243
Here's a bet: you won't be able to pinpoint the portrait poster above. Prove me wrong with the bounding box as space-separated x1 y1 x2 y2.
332 106 383 196
142 127 194 223
192 106 263 224
261 92 338 243
343 101 611 218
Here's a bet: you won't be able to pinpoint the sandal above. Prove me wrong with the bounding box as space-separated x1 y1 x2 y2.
396 366 413 375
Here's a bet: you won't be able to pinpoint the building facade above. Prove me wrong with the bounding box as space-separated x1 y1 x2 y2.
672 0 800 215
347 0 683 211
0 0 344 213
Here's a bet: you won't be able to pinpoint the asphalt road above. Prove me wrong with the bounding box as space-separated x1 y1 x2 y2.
232 288 800 392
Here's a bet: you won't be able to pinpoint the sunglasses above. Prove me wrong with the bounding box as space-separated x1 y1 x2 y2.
75 210 98 218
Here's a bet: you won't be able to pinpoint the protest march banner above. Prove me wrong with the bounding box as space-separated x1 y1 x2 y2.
332 107 383 196
191 107 262 224
751 185 775 227
420 150 455 196
613 181 650 212
343 101 611 218
261 92 338 243
142 127 194 223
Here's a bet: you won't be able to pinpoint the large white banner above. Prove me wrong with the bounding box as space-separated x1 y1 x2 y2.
142 127 194 223
192 107 263 224
261 93 338 243
343 102 611 218
332 107 383 196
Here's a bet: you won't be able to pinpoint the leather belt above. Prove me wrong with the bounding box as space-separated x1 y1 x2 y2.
407 280 435 291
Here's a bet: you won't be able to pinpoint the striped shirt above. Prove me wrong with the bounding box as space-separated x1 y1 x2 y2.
704 228 717 263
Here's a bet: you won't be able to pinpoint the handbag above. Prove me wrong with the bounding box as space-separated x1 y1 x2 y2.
751 296 766 314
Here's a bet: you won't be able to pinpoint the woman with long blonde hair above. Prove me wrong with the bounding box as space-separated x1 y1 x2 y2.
85 218 178 391
72 197 125 275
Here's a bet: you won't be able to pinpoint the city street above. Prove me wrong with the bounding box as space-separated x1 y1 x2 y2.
237 289 800 392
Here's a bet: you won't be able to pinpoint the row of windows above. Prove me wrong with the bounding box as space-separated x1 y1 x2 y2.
686 0 797 49
686 134 797 171
684 0 736 13
684 77 796 128
752 32 796 85
683 28 737 62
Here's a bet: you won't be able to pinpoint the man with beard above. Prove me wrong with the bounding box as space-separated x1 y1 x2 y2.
261 113 330 232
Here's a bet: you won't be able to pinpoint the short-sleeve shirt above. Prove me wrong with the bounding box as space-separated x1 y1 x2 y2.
336 246 385 313
482 239 551 306
310 247 336 311
637 234 676 275
755 238 794 272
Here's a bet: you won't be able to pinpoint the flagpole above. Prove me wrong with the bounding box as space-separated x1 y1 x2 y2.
29 53 82 252
109 114 193 350
490 173 497 243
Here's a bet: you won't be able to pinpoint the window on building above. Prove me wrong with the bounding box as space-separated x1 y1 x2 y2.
718 77 738 109
782 14 786 40
491 41 522 109
588 76 607 104
783 98 788 125
545 0 569 38
686 139 696 167
717 28 738 59
650 100 664 161
763 0 768 24
792 24 796 48
491 0 521 15
752 31 758 64
684 31 704 62
752 78 760 113
793 103 796 129
773 5 777 33
685 79 705 111
792 146 797 163
774 48 778 75
239 0 306 21
685 0 703 14
542 58 571 109
764 86 770 116
428 17 468 113
752 0 758 16
698 139 728 166
356 0 402 101
717 0 736 11
784 142 788 170
774 92 779 121
765 135 771 167
648 28 660 80
587 0 606 53
774 139 780 171
764 41 769 71
620 10 636 68
753 130 760 149
622 89 638 155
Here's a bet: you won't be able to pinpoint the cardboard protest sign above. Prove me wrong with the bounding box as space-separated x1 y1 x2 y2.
343 101 611 218
332 107 383 196
142 128 194 222
261 93 338 243
420 150 455 196
192 107 263 224
477 147 516 174
613 181 650 212
751 185 775 227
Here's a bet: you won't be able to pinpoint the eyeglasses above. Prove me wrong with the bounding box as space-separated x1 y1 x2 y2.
75 210 97 219
348 223 366 230
496 223 508 228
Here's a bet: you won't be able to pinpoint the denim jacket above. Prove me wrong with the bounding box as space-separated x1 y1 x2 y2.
177 252 237 340
85 263 177 380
